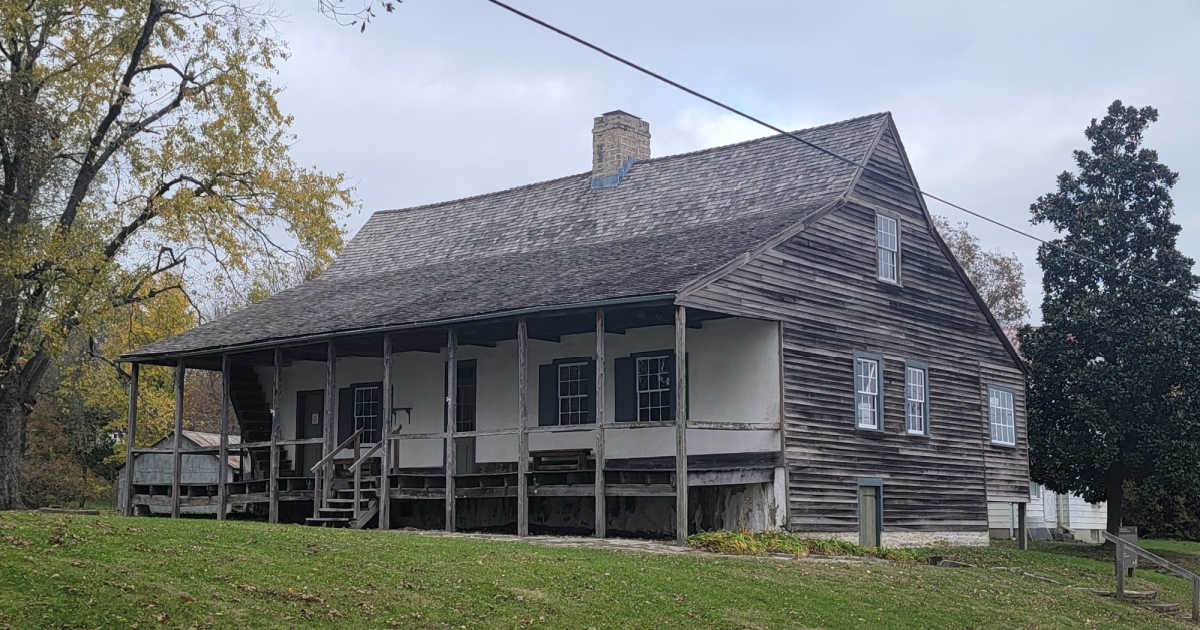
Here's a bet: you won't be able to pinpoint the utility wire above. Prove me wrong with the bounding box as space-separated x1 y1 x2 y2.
486 0 1200 303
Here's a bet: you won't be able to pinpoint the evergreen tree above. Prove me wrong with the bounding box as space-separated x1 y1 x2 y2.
1020 100 1200 536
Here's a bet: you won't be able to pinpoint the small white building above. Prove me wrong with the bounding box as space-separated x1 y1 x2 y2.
117 431 242 515
989 483 1107 543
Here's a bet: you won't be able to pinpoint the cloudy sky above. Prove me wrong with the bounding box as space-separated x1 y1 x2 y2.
271 0 1200 321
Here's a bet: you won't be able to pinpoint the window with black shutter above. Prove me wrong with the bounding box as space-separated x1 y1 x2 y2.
615 350 676 422
537 357 595 426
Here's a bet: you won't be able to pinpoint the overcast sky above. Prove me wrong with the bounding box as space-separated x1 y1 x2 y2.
271 1 1200 322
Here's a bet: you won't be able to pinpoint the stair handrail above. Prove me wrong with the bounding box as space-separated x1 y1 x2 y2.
309 428 364 474
1103 530 1199 622
348 439 386 473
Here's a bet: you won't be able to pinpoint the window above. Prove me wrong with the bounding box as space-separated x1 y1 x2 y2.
854 354 882 430
876 214 899 282
557 361 592 425
636 355 672 422
989 386 1016 445
353 385 381 443
455 360 477 432
905 362 928 435
1031 482 1042 499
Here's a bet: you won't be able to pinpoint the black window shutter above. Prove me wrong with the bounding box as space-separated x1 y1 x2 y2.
538 364 557 426
614 357 635 422
442 360 448 431
337 387 353 443
584 358 597 423
666 354 677 421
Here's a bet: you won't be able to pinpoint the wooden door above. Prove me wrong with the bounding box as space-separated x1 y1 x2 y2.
858 485 880 548
296 390 324 476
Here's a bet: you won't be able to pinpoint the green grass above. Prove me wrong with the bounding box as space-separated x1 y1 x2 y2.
0 510 1196 629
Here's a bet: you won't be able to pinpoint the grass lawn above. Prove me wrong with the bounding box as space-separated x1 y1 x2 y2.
0 510 1196 629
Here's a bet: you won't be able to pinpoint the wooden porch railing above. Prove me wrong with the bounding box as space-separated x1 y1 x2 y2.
349 438 388 520
1104 530 1199 622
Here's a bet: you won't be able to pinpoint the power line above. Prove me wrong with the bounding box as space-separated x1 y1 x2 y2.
486 0 1200 303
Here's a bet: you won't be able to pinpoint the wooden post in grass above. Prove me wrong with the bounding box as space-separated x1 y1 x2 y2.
269 348 282 523
380 334 392 530
170 359 184 519
445 329 457 532
674 306 688 545
1114 538 1124 597
517 319 530 537
217 354 230 521
594 310 606 538
123 363 139 517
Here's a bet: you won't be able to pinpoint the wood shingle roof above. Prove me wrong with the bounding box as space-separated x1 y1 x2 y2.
126 113 889 359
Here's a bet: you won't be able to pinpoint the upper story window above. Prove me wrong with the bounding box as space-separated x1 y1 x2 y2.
636 354 673 422
905 362 928 435
876 214 899 283
353 384 381 443
539 358 595 426
558 361 592 425
854 353 883 430
988 386 1016 445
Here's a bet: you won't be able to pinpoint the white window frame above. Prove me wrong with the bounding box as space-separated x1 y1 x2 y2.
635 354 672 422
904 362 928 435
876 213 899 283
1030 482 1042 499
557 361 591 426
854 353 883 430
988 386 1016 446
353 385 381 443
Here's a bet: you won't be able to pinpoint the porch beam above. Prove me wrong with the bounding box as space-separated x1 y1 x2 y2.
123 363 139 516
445 328 457 532
379 334 392 530
324 341 336 498
517 319 529 537
674 306 688 545
269 348 282 523
594 310 606 538
217 355 230 521
171 359 184 519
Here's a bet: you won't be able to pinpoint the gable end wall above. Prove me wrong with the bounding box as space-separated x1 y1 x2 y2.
681 121 1029 534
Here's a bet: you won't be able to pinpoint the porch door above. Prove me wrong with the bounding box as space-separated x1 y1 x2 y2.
858 485 881 548
296 390 324 476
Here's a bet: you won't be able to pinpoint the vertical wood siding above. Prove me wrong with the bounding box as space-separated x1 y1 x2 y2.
682 121 1028 533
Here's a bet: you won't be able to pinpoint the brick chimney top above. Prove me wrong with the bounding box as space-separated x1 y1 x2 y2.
591 110 650 189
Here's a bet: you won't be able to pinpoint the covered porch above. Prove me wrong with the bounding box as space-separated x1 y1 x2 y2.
122 299 785 543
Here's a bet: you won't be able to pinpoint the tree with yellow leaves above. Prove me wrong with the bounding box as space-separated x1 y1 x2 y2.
0 1 352 509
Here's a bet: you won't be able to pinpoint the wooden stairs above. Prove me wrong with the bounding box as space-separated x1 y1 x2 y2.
305 459 382 529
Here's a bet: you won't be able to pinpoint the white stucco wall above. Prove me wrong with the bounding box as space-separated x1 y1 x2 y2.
257 317 780 468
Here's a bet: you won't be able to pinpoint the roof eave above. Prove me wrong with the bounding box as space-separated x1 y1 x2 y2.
120 292 678 364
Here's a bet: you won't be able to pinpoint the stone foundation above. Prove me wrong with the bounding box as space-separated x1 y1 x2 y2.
801 530 991 548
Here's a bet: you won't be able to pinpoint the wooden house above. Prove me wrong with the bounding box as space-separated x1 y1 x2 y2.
120 110 1029 546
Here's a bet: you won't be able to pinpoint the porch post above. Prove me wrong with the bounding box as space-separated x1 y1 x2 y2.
594 310 606 538
123 363 139 516
517 319 530 537
445 329 457 532
324 341 336 497
674 306 688 545
217 354 230 521
379 334 392 530
269 348 282 523
170 359 185 519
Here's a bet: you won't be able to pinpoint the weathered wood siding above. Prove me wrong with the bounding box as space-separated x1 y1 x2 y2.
681 120 1027 533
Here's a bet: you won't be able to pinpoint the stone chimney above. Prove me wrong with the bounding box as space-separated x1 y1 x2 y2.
591 110 650 188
